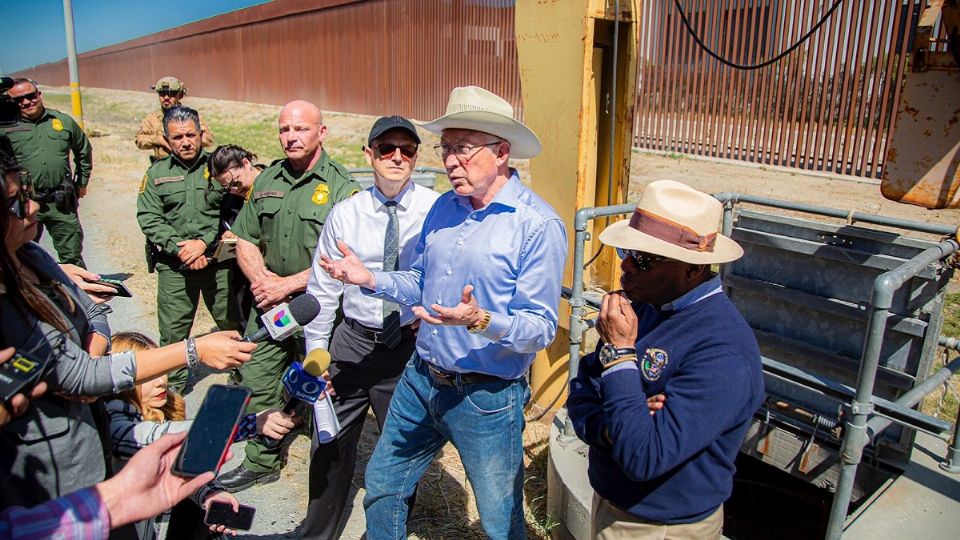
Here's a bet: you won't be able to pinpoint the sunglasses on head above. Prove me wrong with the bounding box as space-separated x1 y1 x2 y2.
372 143 418 160
12 92 39 104
616 248 669 271
6 172 35 219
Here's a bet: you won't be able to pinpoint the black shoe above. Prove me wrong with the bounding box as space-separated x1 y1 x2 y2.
217 464 281 493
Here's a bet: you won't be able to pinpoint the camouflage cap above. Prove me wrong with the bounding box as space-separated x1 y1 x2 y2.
151 76 186 93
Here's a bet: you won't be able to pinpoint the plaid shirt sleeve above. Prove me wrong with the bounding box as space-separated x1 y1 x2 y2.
0 487 110 540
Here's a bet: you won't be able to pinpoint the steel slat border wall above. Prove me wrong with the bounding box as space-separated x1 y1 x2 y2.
15 0 521 123
15 0 923 180
634 0 919 179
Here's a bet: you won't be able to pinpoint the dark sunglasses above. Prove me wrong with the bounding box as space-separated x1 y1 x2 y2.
158 90 180 97
616 248 668 271
12 92 39 104
372 143 418 160
7 173 35 219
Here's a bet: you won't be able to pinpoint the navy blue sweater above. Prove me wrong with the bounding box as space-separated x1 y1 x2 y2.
567 292 764 524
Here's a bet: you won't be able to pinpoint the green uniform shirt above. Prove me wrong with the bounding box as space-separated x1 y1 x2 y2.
232 150 359 277
0 108 93 190
137 151 224 257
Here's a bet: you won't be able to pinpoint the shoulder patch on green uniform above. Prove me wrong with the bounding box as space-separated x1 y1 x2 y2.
154 175 185 185
138 174 147 193
254 190 285 200
349 188 360 197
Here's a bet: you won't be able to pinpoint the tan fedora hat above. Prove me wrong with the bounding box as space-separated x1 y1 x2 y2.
420 86 541 159
599 180 743 264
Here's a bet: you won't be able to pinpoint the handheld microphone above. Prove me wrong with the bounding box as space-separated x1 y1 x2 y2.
279 349 331 413
242 294 321 343
262 349 331 449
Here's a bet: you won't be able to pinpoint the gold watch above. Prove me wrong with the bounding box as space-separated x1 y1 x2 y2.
468 310 492 334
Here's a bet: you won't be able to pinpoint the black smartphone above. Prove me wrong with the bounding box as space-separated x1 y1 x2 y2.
0 348 49 405
171 384 251 478
204 501 256 531
91 277 133 298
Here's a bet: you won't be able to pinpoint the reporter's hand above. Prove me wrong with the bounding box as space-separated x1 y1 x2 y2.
59 264 114 304
0 347 47 426
203 491 240 535
256 408 296 440
321 370 336 397
95 432 214 528
195 331 257 369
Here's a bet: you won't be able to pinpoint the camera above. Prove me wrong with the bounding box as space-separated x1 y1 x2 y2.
0 77 21 128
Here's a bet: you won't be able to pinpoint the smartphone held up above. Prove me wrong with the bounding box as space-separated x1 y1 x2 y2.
172 384 251 478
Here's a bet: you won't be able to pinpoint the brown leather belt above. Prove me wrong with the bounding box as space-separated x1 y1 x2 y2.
426 364 504 387
343 317 414 344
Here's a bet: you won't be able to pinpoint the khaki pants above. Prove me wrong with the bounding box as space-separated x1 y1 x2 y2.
591 493 723 540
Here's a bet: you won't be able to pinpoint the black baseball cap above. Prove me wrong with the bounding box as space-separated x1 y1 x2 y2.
367 116 420 146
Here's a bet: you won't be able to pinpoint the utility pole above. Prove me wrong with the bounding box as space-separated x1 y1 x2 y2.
62 0 84 129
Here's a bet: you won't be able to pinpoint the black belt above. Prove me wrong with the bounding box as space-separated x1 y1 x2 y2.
343 317 414 344
426 364 505 387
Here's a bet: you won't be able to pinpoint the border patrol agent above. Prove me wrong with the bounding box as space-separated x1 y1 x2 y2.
136 76 215 162
219 99 360 492
2 79 92 267
136 105 239 392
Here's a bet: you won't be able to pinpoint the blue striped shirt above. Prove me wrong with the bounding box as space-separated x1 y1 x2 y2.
371 171 568 379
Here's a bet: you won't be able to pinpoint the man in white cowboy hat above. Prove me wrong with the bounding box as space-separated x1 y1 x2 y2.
317 86 567 538
567 179 764 539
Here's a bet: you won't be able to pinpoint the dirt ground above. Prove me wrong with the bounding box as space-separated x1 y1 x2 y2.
38 85 958 539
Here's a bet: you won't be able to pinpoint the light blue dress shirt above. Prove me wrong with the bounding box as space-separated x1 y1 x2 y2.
369 170 568 379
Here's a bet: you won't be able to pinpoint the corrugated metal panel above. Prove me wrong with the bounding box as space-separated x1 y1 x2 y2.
634 0 919 179
16 0 521 122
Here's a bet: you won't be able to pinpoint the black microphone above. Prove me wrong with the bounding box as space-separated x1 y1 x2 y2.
242 294 321 343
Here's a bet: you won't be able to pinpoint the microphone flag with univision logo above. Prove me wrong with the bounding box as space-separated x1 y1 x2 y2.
262 303 300 341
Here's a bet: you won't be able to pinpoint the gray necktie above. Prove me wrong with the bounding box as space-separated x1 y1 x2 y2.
380 201 402 348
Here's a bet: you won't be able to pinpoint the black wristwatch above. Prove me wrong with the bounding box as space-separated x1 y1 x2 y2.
599 344 637 368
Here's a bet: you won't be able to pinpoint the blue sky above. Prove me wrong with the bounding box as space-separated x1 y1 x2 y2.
0 0 269 74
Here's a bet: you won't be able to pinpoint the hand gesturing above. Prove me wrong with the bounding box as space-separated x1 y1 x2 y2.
317 240 376 289
413 284 486 327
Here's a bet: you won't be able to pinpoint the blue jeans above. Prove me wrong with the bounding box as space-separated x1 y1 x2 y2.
363 354 530 539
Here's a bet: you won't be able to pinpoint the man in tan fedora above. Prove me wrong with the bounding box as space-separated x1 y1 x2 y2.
135 76 215 161
567 180 764 539
318 86 567 538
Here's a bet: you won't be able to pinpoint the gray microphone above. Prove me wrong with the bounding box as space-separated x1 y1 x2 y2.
242 294 321 343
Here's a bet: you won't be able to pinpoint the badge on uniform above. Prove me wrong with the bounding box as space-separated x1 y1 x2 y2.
138 174 147 194
51 118 64 131
311 184 329 205
203 169 211 182
641 348 669 381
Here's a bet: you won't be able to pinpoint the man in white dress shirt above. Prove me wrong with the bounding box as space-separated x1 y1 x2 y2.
301 116 439 538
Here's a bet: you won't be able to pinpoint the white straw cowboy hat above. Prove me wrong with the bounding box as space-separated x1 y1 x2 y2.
599 180 743 264
420 86 542 159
